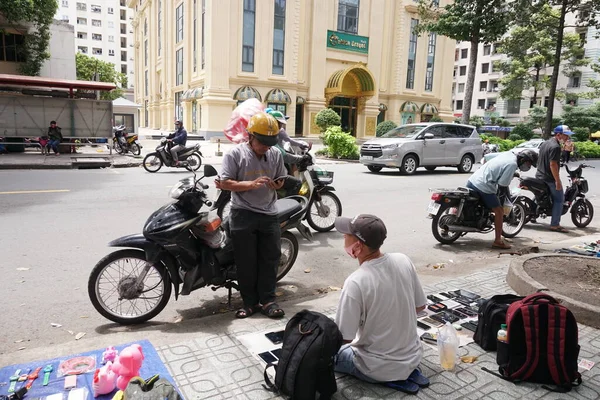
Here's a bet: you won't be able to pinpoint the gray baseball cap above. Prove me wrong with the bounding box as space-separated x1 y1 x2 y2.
335 214 387 249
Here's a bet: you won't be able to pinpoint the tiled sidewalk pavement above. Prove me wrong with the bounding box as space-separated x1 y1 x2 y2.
157 267 600 399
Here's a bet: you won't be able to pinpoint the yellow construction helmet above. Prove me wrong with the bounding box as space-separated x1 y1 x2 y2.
247 112 279 146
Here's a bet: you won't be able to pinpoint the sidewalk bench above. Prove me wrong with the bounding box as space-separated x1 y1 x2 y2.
0 137 112 154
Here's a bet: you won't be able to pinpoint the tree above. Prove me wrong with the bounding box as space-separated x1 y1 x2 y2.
528 105 548 130
314 108 341 132
418 0 511 124
76 53 126 101
561 103 600 134
0 0 58 76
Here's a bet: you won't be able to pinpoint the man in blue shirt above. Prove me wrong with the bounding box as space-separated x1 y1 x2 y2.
167 120 188 166
466 149 538 249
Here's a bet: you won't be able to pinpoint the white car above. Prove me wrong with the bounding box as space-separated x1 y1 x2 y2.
482 139 544 164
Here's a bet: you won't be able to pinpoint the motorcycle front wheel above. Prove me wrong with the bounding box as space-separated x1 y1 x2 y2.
277 231 298 281
130 143 141 156
502 202 526 238
185 152 202 172
88 249 172 324
431 206 461 244
571 199 594 228
143 153 163 173
114 142 124 154
307 191 342 232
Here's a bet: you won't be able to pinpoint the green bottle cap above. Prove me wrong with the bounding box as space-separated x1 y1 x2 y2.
501 324 507 329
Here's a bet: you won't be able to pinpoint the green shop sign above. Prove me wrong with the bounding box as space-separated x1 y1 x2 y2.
327 30 369 54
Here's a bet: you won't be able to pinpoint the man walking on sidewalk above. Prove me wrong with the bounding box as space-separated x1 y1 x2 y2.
333 214 429 394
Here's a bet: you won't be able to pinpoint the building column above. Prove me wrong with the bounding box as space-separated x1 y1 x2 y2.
183 101 193 129
305 99 327 136
357 101 380 139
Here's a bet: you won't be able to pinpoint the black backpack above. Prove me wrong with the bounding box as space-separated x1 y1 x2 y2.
263 310 343 399
474 294 524 351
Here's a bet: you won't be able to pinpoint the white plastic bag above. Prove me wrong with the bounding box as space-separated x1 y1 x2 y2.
437 322 459 371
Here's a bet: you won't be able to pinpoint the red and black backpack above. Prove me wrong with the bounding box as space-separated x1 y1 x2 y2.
490 293 582 392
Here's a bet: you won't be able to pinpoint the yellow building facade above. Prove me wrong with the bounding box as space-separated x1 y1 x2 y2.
130 0 456 139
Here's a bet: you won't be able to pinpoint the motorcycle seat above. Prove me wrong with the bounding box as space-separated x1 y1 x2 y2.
275 198 302 222
520 177 549 192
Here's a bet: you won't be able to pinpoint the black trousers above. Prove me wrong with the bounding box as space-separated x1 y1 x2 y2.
229 208 281 307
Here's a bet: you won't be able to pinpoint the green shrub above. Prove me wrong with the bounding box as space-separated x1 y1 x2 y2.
376 120 397 137
498 119 511 127
575 141 600 158
315 108 341 132
508 133 523 141
572 127 590 143
321 126 359 159
429 116 444 122
511 123 534 141
481 134 526 151
469 116 484 129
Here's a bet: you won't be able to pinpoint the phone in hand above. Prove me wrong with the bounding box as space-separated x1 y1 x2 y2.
274 175 288 183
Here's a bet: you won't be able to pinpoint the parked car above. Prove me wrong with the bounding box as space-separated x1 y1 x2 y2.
482 139 544 164
360 123 483 174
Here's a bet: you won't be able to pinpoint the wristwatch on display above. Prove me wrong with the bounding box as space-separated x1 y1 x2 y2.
25 367 42 389
8 369 21 393
42 365 53 386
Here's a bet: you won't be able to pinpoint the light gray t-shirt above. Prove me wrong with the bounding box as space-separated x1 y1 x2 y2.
335 253 427 382
221 143 287 215
468 151 518 194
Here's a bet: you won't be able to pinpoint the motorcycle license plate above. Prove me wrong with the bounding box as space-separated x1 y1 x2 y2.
362 156 373 160
427 201 440 215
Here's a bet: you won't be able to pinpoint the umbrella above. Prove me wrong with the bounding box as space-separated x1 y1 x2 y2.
591 131 600 138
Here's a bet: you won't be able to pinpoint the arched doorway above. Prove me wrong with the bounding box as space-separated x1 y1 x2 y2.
325 63 375 136
420 103 439 122
400 101 418 125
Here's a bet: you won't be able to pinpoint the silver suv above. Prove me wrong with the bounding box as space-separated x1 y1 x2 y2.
360 123 483 174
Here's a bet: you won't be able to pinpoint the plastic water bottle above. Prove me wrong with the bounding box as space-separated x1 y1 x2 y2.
497 324 508 343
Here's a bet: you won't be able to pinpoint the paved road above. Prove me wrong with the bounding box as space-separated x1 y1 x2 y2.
0 160 598 355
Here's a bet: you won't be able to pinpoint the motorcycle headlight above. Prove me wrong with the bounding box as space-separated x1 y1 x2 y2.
169 181 185 199
382 143 400 149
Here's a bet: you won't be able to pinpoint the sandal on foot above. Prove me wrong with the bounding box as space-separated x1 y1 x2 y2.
235 305 260 319
550 226 569 233
261 303 285 319
492 241 511 249
384 379 419 394
408 369 430 388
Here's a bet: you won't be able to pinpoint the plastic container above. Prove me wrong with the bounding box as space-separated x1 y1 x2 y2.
438 322 459 371
497 324 508 343
503 199 513 216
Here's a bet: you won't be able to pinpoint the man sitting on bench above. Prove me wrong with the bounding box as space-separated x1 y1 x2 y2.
47 121 63 156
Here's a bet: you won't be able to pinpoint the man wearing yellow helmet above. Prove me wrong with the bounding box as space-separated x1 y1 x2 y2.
216 112 288 319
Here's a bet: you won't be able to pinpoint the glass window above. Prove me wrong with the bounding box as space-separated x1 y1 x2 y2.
175 91 183 121
176 48 184 85
242 0 256 72
481 63 489 73
77 17 87 25
193 0 197 72
461 48 468 58
267 103 287 114
62 0 69 7
459 66 466 76
458 83 465 93
456 100 463 110
382 125 428 138
443 125 459 138
424 126 444 138
77 2 86 11
273 0 286 75
477 99 486 109
176 3 184 43
92 33 102 40
337 0 359 34
424 33 436 91
144 19 148 36
406 18 418 89
158 0 162 56
507 99 521 114
145 70 148 96
77 32 87 39
0 33 26 62
201 0 205 68
92 19 101 27
114 114 135 131
483 45 491 56
479 81 487 91
78 46 88 54
108 7 114 14
109 49 115 56
91 4 101 12
144 40 148 66
458 126 474 137
92 48 102 55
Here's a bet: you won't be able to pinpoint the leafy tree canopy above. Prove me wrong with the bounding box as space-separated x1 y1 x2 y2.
0 0 58 76
76 53 126 101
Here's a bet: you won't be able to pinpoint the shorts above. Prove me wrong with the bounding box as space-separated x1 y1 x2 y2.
466 181 501 209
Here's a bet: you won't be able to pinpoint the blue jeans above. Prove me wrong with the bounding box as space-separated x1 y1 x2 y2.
48 139 60 153
545 181 564 227
334 344 379 383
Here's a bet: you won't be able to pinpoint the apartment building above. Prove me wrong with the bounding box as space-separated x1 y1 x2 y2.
452 12 600 123
55 0 135 88
130 0 457 138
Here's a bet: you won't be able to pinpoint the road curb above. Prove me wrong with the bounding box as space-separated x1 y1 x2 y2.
507 254 600 328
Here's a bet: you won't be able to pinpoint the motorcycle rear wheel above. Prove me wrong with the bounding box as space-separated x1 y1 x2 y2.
431 207 461 244
130 143 141 156
571 199 594 228
114 142 124 154
143 153 163 173
502 202 526 238
277 231 298 281
88 249 172 325
514 196 536 224
307 192 342 232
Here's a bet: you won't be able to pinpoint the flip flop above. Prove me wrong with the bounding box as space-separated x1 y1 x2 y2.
235 305 260 319
550 226 569 233
384 379 420 394
492 242 511 249
408 369 430 388
261 303 285 319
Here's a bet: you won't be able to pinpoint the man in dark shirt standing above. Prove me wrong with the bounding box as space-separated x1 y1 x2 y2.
536 125 572 232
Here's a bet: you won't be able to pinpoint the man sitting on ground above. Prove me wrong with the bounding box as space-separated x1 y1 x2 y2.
333 214 429 394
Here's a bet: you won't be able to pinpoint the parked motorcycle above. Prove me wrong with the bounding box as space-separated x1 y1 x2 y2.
113 125 142 156
88 165 312 324
514 163 594 228
428 182 526 244
214 151 342 232
142 137 202 173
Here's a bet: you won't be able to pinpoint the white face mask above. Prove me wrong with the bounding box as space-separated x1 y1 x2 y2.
344 241 362 259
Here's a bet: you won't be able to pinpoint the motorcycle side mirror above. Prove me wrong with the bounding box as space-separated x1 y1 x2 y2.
423 133 434 140
203 164 218 177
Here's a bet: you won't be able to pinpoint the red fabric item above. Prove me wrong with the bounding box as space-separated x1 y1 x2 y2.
223 98 265 144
